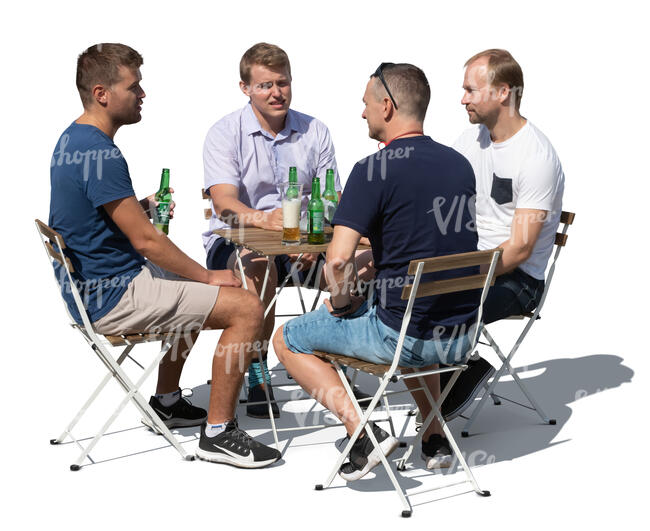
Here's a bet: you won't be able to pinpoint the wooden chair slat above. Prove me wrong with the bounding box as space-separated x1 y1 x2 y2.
314 351 398 376
401 273 493 300
104 332 172 347
204 208 212 220
45 240 75 272
555 233 568 247
35 219 66 249
560 211 575 225
407 249 501 275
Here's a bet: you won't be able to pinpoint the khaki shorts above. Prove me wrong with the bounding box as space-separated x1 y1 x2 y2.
93 262 220 336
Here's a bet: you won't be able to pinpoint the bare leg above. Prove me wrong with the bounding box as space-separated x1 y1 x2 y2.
272 326 360 435
402 366 444 440
226 249 277 363
155 331 200 394
202 287 265 424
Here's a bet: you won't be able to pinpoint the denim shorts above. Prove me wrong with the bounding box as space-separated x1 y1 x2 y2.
282 300 473 368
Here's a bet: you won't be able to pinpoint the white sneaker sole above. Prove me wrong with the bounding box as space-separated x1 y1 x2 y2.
421 452 452 469
195 447 279 469
339 435 399 481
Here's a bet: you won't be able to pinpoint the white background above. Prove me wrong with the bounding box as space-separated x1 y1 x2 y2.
2 0 647 529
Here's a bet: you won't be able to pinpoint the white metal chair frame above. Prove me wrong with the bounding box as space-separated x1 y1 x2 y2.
461 211 575 437
312 248 503 517
35 219 195 470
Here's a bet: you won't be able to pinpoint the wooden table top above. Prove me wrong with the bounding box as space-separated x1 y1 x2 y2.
214 227 370 256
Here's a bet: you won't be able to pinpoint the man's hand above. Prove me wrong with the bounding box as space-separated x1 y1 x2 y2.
287 252 320 267
206 269 242 287
140 188 175 219
324 294 365 317
259 208 283 231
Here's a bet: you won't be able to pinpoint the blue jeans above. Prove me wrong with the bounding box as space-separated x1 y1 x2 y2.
283 300 473 368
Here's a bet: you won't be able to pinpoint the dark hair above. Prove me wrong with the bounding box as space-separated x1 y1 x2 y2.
372 63 430 122
240 42 291 84
76 43 143 107
465 49 524 109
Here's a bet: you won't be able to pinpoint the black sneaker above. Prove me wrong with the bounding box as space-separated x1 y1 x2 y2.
440 356 495 420
195 419 281 468
246 383 280 419
338 422 399 481
148 391 207 429
421 433 452 469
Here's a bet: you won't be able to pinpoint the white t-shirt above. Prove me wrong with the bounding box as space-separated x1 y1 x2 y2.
454 121 565 280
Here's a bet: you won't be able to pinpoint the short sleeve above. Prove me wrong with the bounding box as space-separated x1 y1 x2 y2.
85 145 135 208
332 160 383 236
516 156 562 211
314 123 342 192
203 122 241 190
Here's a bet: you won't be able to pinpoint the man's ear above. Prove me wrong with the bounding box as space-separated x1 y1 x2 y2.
92 84 109 107
239 80 250 97
497 83 510 105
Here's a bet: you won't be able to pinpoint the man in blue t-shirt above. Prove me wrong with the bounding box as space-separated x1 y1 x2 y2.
48 43 280 468
273 63 479 479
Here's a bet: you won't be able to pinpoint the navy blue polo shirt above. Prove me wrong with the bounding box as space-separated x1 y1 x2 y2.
48 122 145 325
332 136 479 339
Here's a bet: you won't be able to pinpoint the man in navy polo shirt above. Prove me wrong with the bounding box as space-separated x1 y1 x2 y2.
49 43 280 469
273 63 480 479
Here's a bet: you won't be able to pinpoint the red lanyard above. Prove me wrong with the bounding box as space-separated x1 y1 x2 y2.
378 131 424 149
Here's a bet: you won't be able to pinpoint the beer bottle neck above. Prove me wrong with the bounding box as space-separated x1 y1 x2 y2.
311 179 320 199
159 169 170 190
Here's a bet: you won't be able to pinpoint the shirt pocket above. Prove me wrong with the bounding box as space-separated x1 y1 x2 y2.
490 173 513 205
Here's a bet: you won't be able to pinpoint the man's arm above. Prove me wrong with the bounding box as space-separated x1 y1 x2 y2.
494 208 547 276
104 196 240 286
324 225 363 313
209 184 282 231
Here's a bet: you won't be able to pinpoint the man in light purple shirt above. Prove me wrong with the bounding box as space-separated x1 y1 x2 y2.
203 43 372 419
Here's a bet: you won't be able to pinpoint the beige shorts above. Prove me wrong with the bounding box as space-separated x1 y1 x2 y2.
93 262 220 336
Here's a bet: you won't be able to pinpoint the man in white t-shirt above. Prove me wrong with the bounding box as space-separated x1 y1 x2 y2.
441 49 565 420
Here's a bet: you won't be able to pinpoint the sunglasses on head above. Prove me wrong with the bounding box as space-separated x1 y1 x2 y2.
373 62 398 110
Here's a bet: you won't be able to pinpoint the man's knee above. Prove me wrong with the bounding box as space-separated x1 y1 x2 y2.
272 326 287 361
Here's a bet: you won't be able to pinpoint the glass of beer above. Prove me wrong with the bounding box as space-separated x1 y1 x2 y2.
281 182 303 245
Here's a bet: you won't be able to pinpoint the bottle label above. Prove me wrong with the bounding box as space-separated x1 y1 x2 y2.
310 211 324 233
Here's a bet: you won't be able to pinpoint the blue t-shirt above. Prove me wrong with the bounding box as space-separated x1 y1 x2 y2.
332 136 479 339
49 122 145 325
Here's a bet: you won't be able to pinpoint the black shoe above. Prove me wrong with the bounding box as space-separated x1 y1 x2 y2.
421 433 452 469
440 356 495 420
246 383 280 419
338 422 399 481
195 419 281 468
147 391 207 429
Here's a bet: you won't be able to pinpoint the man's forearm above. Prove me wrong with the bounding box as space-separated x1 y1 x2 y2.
326 258 356 307
138 234 209 283
213 196 267 228
494 240 532 276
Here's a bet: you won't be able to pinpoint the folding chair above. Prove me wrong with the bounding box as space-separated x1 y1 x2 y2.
461 211 575 437
35 219 195 470
312 248 503 517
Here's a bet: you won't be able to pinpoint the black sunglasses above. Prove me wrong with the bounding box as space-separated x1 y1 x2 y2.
373 62 398 110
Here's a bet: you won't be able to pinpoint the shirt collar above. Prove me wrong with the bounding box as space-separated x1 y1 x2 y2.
242 102 299 138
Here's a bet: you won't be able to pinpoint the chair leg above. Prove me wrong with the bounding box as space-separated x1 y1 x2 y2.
501 359 554 424
52 344 135 444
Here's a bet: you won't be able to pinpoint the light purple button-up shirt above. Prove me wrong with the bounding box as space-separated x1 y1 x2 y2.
202 103 341 251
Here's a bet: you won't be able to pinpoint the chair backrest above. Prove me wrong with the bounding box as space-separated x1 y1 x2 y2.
388 248 503 370
532 210 575 317
34 219 98 337
202 188 212 220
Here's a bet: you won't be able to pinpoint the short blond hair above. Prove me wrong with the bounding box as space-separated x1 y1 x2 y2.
239 42 291 84
465 49 524 109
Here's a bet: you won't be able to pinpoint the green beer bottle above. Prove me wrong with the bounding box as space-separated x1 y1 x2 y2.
308 176 324 244
286 166 299 199
323 168 338 223
154 168 171 235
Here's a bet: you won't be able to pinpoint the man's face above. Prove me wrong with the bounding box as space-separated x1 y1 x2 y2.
106 65 146 125
461 58 503 125
362 78 385 141
242 64 292 120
